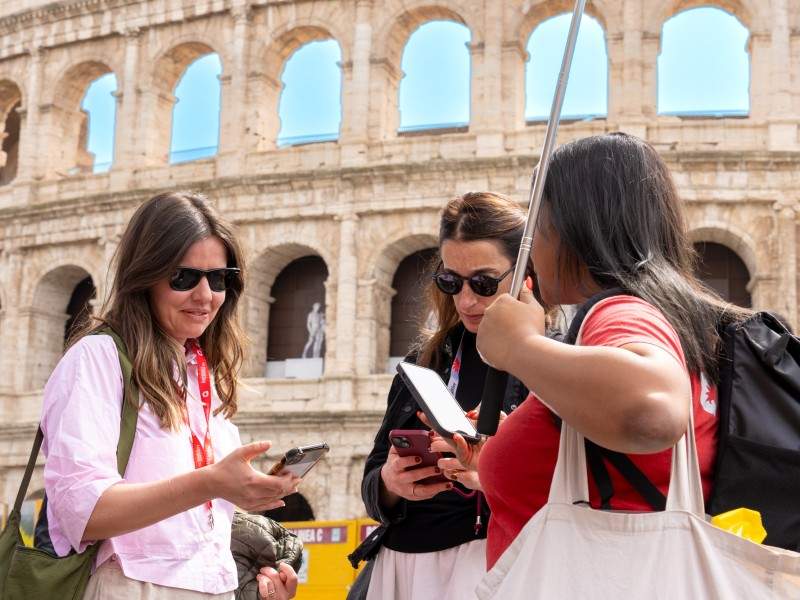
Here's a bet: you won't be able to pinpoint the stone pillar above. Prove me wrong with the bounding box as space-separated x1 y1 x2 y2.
749 31 771 122
339 0 372 164
354 278 395 376
110 27 141 190
0 250 23 392
767 0 796 150
471 1 503 149
500 40 527 132
217 4 251 174
366 58 402 139
333 214 358 375
771 199 798 319
612 1 651 137
17 47 45 183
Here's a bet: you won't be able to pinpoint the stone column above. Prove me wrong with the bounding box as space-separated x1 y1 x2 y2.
612 1 651 138
500 40 527 132
217 4 251 174
17 47 45 183
109 27 141 191
333 214 358 375
767 0 796 150
749 31 771 122
0 250 23 392
366 57 402 139
471 1 503 156
354 278 395 376
339 0 372 164
771 199 798 320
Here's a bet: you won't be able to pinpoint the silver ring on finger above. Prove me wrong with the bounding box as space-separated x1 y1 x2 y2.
266 580 276 600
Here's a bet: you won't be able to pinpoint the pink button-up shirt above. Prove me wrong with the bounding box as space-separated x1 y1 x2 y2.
41 334 241 594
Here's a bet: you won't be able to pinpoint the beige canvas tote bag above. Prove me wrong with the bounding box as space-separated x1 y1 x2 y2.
476 317 800 599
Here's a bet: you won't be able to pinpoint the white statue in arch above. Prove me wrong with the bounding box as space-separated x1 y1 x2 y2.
302 302 326 359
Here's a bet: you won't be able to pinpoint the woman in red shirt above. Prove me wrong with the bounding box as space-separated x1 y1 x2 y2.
433 132 748 570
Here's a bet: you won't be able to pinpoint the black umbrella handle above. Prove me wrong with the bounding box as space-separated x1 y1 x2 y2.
476 367 508 436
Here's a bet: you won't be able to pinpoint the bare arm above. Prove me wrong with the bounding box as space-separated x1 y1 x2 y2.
477 288 690 454
82 441 299 542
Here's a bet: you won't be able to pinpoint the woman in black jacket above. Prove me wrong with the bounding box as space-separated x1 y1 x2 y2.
349 192 532 600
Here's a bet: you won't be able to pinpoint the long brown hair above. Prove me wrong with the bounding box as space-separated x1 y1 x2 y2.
542 133 749 380
416 192 529 369
74 191 246 429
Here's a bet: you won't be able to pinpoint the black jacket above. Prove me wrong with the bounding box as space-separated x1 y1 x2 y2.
348 325 528 567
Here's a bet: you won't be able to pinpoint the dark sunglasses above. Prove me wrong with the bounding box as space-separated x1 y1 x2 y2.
169 267 240 292
432 266 514 297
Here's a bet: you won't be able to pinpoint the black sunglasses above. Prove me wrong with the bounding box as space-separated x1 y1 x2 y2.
169 267 240 292
432 266 514 297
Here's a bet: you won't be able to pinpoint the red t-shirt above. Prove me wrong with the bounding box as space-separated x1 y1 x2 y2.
479 296 719 569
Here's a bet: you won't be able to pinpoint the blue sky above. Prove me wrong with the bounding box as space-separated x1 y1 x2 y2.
80 6 750 170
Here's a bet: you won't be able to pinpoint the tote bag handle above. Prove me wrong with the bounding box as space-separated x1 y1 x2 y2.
547 305 705 517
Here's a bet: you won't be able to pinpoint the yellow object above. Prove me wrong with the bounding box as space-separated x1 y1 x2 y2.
711 508 767 544
284 518 379 600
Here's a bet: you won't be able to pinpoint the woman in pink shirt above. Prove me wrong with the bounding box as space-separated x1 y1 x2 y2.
41 191 300 600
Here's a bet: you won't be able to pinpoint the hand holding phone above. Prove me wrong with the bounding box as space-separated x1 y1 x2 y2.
268 443 330 478
389 429 447 485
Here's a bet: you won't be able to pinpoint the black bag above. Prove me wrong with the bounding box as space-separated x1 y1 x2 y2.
565 290 800 551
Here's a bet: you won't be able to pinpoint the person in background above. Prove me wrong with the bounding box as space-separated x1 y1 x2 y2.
349 192 531 600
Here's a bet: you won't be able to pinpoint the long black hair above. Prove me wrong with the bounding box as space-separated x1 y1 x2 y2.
542 132 748 380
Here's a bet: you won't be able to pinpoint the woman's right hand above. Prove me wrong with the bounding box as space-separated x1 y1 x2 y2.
380 446 452 504
208 441 301 511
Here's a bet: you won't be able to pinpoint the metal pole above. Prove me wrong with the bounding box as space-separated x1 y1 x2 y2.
477 0 588 437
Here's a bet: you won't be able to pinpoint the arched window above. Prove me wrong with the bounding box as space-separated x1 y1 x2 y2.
277 40 342 146
658 7 749 116
694 242 751 307
80 73 117 173
266 256 328 379
64 275 96 345
170 53 221 163
398 21 471 133
29 266 94 389
525 13 608 121
0 100 20 185
388 248 437 371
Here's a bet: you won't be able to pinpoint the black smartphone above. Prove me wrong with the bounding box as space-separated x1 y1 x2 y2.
267 442 330 478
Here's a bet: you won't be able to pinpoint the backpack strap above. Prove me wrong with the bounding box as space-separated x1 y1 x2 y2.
559 287 668 511
12 328 139 518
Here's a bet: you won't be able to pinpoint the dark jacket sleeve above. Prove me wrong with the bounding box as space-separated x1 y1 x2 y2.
361 372 415 525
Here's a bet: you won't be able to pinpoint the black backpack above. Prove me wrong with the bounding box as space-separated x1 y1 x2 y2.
564 290 800 552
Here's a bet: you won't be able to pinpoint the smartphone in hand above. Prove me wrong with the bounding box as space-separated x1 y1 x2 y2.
268 443 330 478
389 429 447 484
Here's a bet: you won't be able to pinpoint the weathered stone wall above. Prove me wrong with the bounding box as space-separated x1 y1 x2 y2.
0 0 798 519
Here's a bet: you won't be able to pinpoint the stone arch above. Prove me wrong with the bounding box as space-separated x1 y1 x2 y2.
650 1 756 37
369 232 439 373
148 41 223 163
687 223 759 279
26 264 94 390
47 60 115 177
372 4 478 137
243 243 332 378
0 79 23 185
512 0 612 51
256 25 345 148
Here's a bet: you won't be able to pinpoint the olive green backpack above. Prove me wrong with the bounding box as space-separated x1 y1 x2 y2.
0 328 138 600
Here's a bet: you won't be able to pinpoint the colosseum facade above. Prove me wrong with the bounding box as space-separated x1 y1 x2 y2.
0 0 798 521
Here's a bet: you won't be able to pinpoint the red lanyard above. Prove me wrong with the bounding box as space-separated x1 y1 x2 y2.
183 339 215 529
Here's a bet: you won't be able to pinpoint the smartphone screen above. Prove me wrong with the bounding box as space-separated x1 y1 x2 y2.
397 362 478 440
269 443 330 478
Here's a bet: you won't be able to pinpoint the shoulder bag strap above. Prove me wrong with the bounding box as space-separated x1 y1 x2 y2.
11 328 140 516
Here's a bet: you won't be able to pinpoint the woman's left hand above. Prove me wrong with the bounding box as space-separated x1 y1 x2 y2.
258 563 298 600
477 283 545 372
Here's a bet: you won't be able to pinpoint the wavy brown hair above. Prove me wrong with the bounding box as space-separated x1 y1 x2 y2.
73 191 246 429
416 192 530 369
